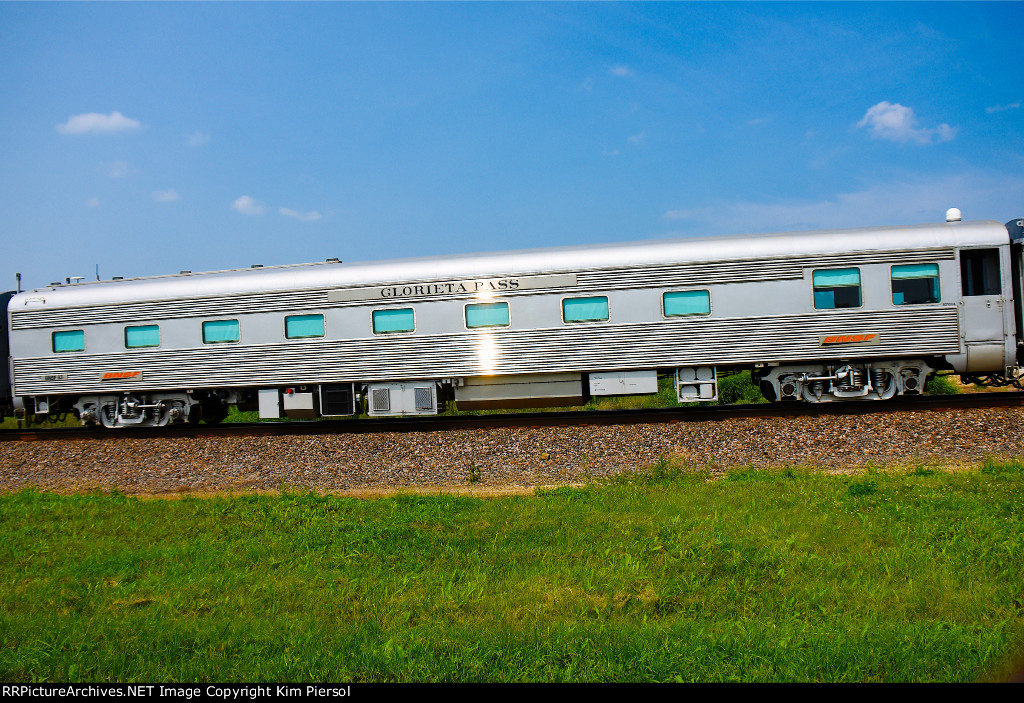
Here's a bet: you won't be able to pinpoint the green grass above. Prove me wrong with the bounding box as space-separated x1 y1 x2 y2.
925 372 961 395
0 414 81 430
2 459 1023 682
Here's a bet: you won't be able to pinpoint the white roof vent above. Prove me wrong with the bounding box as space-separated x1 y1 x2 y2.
945 207 962 223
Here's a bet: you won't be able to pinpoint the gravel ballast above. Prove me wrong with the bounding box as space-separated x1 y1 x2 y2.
2 406 1022 496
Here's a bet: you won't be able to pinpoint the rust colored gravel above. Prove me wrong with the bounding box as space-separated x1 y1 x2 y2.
1 406 1021 496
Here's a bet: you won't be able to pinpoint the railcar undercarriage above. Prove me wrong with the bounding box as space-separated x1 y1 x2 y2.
755 359 932 403
72 390 234 428
5 358 1005 428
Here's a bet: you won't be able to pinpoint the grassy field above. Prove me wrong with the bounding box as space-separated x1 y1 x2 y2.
2 458 1023 682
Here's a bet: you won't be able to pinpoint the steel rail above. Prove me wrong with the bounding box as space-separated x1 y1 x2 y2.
2 392 1023 443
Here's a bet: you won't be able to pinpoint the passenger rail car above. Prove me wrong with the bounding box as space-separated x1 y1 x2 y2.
4 213 1024 427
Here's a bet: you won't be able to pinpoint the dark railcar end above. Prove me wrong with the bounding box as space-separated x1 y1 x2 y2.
1 291 14 420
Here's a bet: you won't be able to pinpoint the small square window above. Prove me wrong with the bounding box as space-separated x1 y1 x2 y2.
562 296 609 323
663 290 711 317
372 308 415 334
125 325 159 349
203 319 240 344
52 329 85 353
813 268 861 309
892 264 940 305
465 302 510 329
285 314 325 339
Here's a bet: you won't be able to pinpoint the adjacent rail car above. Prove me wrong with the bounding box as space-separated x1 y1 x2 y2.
4 213 1024 427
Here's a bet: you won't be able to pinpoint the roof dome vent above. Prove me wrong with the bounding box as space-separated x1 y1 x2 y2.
945 207 962 223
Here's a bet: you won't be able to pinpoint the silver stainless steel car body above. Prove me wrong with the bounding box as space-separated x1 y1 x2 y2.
3 217 1022 425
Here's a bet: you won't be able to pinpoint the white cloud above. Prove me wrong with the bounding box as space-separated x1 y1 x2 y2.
108 161 131 178
856 101 956 144
56 111 141 135
232 195 266 216
186 130 211 147
627 131 646 145
280 207 322 222
86 197 100 208
609 65 633 77
153 189 181 202
986 102 1021 114
663 173 1024 235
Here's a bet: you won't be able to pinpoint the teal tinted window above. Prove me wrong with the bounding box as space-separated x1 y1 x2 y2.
813 268 861 309
52 330 85 353
203 319 240 344
125 325 159 349
562 296 609 323
892 263 940 305
663 290 711 317
465 302 510 329
285 314 325 339
373 308 415 334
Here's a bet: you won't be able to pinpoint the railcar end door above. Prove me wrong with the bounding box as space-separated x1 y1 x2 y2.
958 247 1010 371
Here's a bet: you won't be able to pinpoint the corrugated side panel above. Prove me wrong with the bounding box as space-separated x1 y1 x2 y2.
581 249 954 289
10 290 331 330
13 307 960 395
10 248 955 330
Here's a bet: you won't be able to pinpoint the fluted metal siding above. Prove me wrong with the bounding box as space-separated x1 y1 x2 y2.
579 249 953 289
10 248 954 331
10 291 331 330
12 307 960 395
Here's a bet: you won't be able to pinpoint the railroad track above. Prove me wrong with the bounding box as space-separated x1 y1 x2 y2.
3 392 1023 442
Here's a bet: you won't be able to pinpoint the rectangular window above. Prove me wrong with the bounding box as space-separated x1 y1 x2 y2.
52 329 85 353
813 268 861 309
960 249 1001 296
562 296 609 323
285 313 325 339
125 324 159 349
203 319 240 344
892 264 940 305
663 290 711 317
372 308 415 334
465 301 510 329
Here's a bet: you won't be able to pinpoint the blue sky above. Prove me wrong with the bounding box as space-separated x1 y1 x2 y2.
2 1 1023 289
